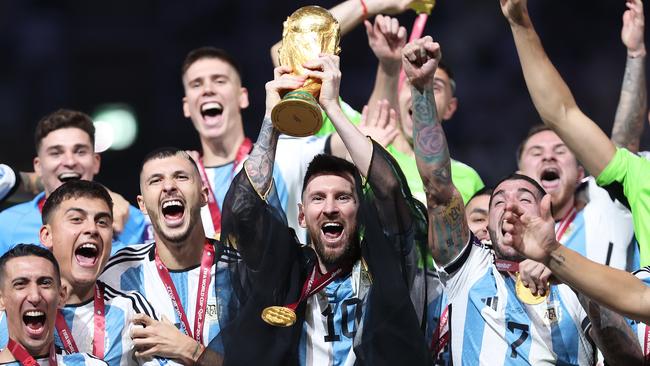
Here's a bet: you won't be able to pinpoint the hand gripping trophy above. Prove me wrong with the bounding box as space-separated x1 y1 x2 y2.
271 6 341 137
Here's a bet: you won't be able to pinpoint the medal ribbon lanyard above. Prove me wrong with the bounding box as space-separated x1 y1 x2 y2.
197 138 253 235
55 284 106 358
286 263 353 311
7 339 56 366
155 240 214 344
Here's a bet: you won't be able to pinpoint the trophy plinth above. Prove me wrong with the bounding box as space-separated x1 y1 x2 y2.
271 91 323 137
272 5 340 137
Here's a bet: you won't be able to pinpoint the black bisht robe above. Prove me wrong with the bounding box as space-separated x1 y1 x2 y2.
198 140 432 366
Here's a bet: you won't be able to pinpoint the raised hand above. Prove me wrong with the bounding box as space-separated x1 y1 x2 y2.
365 15 407 73
401 36 441 92
502 194 559 264
264 66 306 117
303 54 342 112
499 0 530 27
358 100 400 147
518 259 552 296
622 0 646 57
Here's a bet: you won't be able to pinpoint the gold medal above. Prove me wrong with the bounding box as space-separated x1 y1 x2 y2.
515 274 548 305
261 306 297 327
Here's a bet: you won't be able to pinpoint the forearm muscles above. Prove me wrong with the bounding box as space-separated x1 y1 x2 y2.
244 116 279 198
612 55 647 153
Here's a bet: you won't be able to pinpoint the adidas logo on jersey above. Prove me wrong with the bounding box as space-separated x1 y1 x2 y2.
481 296 499 311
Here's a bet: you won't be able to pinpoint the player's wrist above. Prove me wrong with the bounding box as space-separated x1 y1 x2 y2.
378 58 401 75
545 240 563 266
627 44 646 58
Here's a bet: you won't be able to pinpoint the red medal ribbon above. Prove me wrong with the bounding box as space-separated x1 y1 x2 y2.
37 196 46 214
555 207 577 242
55 284 106 358
430 306 449 356
155 240 214 344
7 339 56 366
494 259 519 273
285 263 353 311
197 138 253 235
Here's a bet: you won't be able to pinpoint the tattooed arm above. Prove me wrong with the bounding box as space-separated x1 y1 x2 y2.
503 193 650 324
611 0 646 153
577 293 644 366
244 66 306 196
402 37 470 267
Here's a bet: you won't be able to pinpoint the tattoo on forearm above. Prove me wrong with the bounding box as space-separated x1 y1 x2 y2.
245 116 279 196
612 56 646 152
411 85 468 264
428 193 470 265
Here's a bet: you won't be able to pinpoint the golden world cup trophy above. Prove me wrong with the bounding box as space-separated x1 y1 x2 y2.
271 6 340 137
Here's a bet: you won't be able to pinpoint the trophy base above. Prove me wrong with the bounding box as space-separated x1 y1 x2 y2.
271 91 323 137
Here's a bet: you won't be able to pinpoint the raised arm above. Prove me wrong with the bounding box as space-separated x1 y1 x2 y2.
303 55 373 176
503 193 650 324
611 0 647 153
244 66 306 196
501 0 616 177
403 37 469 266
364 15 407 122
270 0 413 67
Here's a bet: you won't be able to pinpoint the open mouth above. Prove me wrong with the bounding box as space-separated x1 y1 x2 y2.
23 310 46 336
321 222 344 241
201 102 223 121
75 243 99 267
539 167 560 191
58 172 81 183
162 199 185 225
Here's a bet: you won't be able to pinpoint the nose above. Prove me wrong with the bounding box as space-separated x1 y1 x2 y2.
62 151 77 167
541 149 556 162
162 177 178 194
323 197 340 216
26 283 42 304
202 81 215 95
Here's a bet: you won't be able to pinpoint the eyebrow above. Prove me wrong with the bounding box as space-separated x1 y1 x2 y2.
65 207 112 219
517 187 536 196
470 208 488 215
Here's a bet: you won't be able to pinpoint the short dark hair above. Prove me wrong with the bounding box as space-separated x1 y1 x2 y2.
41 180 113 225
0 244 61 286
302 154 362 196
34 109 95 153
468 186 493 205
516 124 553 163
181 47 242 82
141 147 200 177
490 173 547 208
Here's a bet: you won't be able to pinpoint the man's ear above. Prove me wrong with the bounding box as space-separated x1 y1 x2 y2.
442 97 458 121
40 225 54 250
92 153 101 176
137 195 148 215
200 185 209 207
33 156 41 177
298 203 307 228
183 96 191 118
239 87 250 110
58 282 68 308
